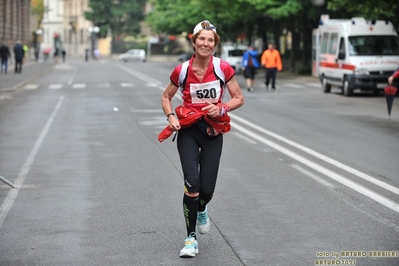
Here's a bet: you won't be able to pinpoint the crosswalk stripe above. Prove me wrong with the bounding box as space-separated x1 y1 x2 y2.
72 83 86 89
284 84 303 89
48 84 63 89
0 93 12 99
120 83 133 87
146 83 159 87
24 84 39 90
305 82 321 88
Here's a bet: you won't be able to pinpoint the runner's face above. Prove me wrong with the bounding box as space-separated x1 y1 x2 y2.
194 30 215 57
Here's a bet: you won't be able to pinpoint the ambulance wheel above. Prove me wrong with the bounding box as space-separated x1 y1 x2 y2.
322 76 331 93
343 78 353 96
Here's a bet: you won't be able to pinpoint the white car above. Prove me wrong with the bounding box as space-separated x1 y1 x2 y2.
118 49 146 62
220 44 247 72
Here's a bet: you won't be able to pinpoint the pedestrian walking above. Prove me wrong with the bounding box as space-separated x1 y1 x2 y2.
93 48 100 60
23 44 29 60
159 20 244 258
261 43 282 91
0 42 11 74
43 47 51 62
34 47 39 62
85 48 89 61
54 48 59 64
241 45 259 92
13 40 24 73
62 49 66 62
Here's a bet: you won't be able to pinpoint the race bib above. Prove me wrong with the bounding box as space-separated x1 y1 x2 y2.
190 80 221 104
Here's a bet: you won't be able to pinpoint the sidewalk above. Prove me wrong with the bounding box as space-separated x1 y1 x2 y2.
0 61 55 92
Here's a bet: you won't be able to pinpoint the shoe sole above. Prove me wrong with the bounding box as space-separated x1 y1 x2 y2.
179 249 199 258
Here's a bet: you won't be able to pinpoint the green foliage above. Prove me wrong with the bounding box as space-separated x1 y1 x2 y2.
328 0 399 32
297 65 312 75
146 0 317 40
31 0 50 28
85 0 146 38
328 0 397 19
145 0 399 68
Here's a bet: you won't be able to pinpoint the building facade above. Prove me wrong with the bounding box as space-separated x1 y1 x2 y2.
62 0 92 59
40 0 105 59
0 0 31 50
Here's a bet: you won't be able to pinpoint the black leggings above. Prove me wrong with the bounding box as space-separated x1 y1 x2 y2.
177 122 223 236
177 122 223 199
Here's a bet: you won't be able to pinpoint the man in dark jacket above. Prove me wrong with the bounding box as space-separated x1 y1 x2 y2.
13 40 24 73
0 42 11 74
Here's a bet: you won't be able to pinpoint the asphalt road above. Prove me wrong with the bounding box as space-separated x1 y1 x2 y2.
0 59 398 266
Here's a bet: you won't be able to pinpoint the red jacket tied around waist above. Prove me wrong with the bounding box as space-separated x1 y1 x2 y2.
158 104 231 142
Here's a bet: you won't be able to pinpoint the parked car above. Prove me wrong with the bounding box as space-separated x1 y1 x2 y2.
220 44 247 72
118 49 146 62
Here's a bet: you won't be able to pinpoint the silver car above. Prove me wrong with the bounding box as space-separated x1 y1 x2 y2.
118 49 146 62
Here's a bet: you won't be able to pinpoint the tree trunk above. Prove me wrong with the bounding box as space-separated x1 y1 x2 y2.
287 23 295 73
302 14 312 67
258 16 268 51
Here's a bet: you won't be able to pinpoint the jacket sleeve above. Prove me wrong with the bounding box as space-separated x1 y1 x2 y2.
241 52 247 68
276 51 282 71
249 50 258 56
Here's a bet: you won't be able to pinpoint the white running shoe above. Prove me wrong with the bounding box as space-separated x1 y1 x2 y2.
179 234 199 258
197 207 210 234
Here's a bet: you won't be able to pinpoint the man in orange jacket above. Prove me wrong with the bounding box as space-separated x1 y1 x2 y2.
261 43 282 91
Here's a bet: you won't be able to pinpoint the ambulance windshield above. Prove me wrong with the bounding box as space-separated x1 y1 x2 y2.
348 35 399 56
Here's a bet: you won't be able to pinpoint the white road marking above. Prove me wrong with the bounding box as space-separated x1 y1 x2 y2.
231 121 399 213
116 62 399 213
0 96 65 228
0 94 12 100
72 83 86 89
230 113 399 196
291 164 334 188
120 82 134 87
68 69 77 85
114 64 162 85
49 84 63 89
284 83 303 89
129 109 162 113
24 84 39 90
233 132 257 144
305 82 321 88
146 83 159 87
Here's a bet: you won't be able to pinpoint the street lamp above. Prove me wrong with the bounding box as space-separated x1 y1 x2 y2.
88 26 100 58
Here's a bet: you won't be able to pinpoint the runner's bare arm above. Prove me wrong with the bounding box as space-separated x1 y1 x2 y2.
224 76 244 111
161 82 181 130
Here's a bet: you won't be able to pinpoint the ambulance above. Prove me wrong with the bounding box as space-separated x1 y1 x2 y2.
312 15 399 96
